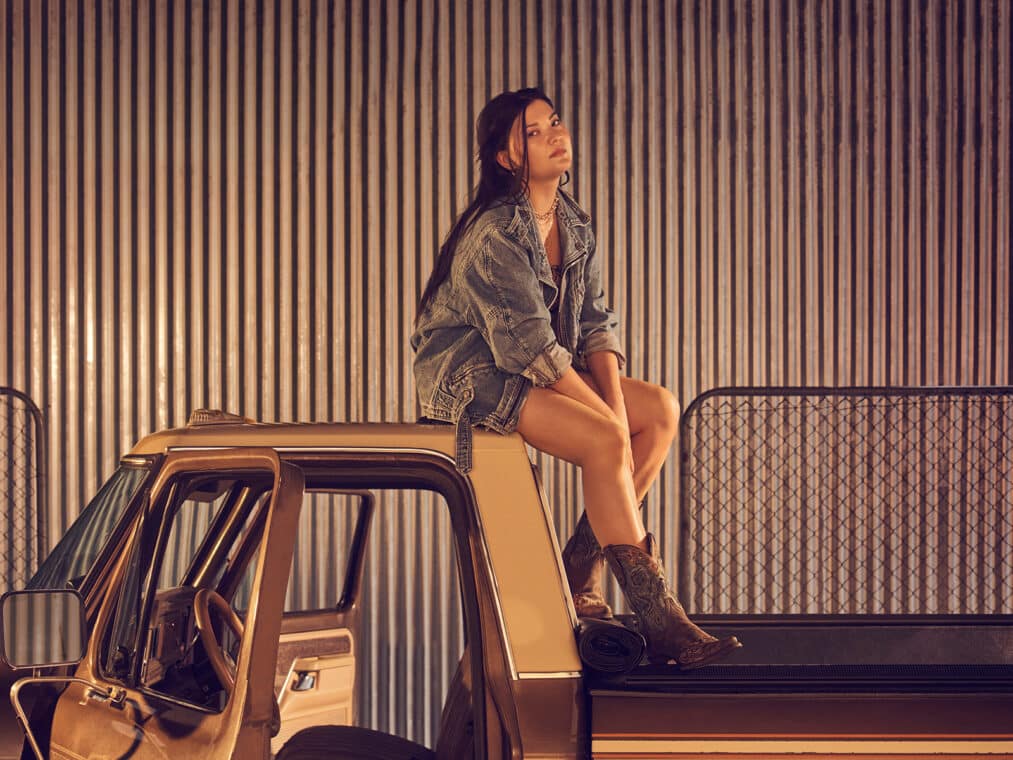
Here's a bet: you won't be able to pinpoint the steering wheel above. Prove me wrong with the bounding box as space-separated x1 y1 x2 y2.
193 588 245 693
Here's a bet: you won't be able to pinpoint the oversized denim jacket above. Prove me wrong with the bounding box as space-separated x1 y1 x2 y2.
411 190 625 471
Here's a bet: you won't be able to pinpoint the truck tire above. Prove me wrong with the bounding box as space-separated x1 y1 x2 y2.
274 725 436 760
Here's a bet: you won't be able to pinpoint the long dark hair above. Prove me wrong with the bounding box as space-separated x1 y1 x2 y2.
416 87 555 322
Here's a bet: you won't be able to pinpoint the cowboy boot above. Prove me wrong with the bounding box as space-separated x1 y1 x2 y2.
560 512 613 619
603 533 742 669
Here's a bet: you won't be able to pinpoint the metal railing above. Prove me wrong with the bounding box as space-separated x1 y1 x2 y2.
678 387 1013 615
1 387 48 590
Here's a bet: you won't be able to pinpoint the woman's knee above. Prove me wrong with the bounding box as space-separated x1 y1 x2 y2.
649 385 680 433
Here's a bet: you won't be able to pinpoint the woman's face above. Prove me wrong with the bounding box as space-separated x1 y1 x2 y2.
499 98 572 184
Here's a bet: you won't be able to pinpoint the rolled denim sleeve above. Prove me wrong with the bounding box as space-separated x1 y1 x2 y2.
577 235 626 369
459 230 572 386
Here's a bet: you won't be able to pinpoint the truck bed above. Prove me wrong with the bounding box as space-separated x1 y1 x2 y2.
588 616 1013 757
592 614 1013 693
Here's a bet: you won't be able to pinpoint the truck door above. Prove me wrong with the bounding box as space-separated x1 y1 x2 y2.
44 448 304 760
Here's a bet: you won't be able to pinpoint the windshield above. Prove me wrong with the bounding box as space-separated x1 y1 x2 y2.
27 464 150 590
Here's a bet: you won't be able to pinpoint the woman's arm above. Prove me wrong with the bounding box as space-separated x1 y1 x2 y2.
548 366 616 421
577 231 626 369
586 350 624 410
549 357 635 474
585 350 634 473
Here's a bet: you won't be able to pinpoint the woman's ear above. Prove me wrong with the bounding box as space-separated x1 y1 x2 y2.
496 149 515 172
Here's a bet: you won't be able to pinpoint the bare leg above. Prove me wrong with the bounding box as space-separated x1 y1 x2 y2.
515 387 645 548
577 373 680 504
528 379 742 664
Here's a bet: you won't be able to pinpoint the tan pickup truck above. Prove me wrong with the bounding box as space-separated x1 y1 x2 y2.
1 412 1011 759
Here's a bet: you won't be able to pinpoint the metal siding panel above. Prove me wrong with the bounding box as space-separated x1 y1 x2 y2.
224 1 241 413
0 0 6 387
152 0 168 435
312 1 328 420
28 0 43 410
115 0 132 454
1000 0 1012 381
9 1 25 395
97 0 113 481
43 0 62 546
65 0 83 534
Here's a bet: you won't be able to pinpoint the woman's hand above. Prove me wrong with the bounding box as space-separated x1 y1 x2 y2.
548 362 634 475
549 368 617 421
584 351 633 474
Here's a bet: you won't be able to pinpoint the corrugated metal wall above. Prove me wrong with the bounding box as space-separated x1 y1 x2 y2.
2 0 1011 745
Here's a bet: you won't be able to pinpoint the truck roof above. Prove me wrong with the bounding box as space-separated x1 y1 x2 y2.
127 412 522 459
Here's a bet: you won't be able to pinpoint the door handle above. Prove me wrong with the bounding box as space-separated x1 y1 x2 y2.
291 671 317 691
86 684 127 708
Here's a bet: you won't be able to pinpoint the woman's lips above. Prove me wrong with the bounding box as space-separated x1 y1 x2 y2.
550 148 567 158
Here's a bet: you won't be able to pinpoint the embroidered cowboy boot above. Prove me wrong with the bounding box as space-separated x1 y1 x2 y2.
603 533 742 669
560 511 613 619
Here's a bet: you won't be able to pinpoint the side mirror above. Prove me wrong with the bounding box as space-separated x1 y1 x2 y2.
0 590 86 669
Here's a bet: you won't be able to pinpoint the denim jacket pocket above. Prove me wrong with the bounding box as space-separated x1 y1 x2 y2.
430 387 459 418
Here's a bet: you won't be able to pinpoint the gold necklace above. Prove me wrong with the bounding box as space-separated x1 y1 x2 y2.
532 196 559 224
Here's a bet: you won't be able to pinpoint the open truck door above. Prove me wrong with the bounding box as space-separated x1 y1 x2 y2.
4 448 304 760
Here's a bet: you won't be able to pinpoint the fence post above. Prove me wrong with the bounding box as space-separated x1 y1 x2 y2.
0 387 48 590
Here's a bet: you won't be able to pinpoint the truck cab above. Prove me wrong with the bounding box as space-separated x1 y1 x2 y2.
2 412 1012 759
2 414 586 759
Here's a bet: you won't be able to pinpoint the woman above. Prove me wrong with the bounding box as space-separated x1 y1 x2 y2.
411 88 740 669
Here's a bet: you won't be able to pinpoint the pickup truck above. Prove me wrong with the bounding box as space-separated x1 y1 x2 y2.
1 411 1011 759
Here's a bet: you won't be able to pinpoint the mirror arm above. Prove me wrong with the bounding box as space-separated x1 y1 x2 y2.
10 676 126 760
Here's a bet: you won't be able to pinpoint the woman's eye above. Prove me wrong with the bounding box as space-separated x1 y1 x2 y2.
527 130 538 137
551 119 560 126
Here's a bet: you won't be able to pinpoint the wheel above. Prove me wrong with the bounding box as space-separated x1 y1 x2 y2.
193 588 244 693
274 726 436 760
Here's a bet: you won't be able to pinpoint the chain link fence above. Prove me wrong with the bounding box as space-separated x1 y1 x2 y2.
1 388 47 590
678 387 1013 615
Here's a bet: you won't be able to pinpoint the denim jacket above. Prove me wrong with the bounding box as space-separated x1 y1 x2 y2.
411 190 625 471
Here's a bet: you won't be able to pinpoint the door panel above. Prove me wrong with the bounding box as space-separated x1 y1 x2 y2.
274 627 354 695
269 490 373 751
273 630 356 752
50 681 218 760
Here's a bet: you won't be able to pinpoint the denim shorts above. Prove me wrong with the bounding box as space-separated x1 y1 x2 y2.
473 372 531 434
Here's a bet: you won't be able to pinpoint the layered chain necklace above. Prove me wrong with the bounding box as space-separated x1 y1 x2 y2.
533 196 559 225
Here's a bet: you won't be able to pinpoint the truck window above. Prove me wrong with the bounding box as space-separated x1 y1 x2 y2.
99 471 275 712
27 464 150 591
283 491 362 612
156 481 237 591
